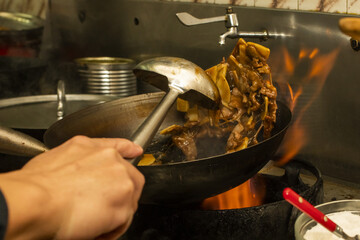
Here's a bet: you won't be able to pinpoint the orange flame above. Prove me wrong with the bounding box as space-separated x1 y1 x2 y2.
284 48 295 74
201 46 340 210
277 47 339 166
201 176 265 210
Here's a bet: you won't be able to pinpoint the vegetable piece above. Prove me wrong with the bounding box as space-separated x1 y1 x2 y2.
216 63 231 105
138 154 156 166
187 105 199 122
247 42 270 60
177 97 189 112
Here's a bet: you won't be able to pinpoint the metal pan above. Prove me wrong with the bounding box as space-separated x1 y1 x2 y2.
44 92 292 205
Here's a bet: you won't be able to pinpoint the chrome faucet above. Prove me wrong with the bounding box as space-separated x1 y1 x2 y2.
176 7 271 45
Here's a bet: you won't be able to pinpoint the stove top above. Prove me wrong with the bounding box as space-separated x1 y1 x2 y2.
261 163 360 202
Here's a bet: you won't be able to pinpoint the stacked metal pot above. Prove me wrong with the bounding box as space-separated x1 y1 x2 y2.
75 57 137 96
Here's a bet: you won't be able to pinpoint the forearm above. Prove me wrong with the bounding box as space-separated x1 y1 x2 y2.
0 171 60 240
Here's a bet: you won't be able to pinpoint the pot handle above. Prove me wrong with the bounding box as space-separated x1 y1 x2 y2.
57 80 66 120
0 125 48 157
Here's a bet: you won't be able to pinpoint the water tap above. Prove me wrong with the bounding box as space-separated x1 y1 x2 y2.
176 7 271 45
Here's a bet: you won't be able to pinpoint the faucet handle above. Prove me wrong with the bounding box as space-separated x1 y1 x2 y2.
176 12 226 26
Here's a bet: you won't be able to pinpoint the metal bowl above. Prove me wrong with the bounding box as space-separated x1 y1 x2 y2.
294 199 360 240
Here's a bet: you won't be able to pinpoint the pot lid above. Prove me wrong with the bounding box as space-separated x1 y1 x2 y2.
0 94 117 129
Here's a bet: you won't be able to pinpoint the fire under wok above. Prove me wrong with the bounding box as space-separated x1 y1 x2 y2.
44 92 291 205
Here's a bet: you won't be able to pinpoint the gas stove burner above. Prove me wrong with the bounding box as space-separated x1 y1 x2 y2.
121 159 323 240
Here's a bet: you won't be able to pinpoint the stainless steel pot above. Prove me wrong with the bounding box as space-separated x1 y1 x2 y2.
0 94 117 131
0 12 44 57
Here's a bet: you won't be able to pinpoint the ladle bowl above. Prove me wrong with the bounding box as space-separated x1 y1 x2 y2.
130 57 220 165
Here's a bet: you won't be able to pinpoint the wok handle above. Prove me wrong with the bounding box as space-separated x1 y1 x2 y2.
0 125 49 157
129 89 179 165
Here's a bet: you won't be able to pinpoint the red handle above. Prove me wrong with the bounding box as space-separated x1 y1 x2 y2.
283 187 337 232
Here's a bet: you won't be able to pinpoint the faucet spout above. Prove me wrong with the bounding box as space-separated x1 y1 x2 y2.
219 27 238 45
219 29 271 45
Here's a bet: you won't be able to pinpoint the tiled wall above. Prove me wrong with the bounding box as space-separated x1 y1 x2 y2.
175 0 360 14
0 0 359 19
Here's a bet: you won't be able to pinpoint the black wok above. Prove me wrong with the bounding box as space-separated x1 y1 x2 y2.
44 92 292 205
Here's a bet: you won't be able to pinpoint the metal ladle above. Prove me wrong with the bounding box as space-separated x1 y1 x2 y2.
129 57 220 165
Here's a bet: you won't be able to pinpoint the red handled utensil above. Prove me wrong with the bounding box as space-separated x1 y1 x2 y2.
283 187 360 240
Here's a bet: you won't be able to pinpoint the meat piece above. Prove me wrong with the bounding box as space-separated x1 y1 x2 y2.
226 122 245 151
197 124 232 139
260 86 277 99
172 131 198 161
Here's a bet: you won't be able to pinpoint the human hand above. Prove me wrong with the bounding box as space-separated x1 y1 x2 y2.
0 136 144 240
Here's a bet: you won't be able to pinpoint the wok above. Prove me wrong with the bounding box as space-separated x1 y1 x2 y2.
43 92 292 205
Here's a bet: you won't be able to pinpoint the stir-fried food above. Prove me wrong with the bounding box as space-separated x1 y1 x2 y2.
138 38 277 165
158 38 277 162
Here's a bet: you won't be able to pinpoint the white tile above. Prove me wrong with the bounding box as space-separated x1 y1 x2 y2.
299 0 346 13
213 0 231 4
298 0 319 11
172 0 195 2
254 0 273 8
197 0 216 3
173 0 215 2
215 0 255 6
348 0 360 14
326 0 347 13
254 0 297 9
277 0 298 9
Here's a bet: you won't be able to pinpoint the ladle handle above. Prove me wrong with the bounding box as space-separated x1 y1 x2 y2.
0 125 49 157
283 188 337 232
129 89 180 165
283 188 360 240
